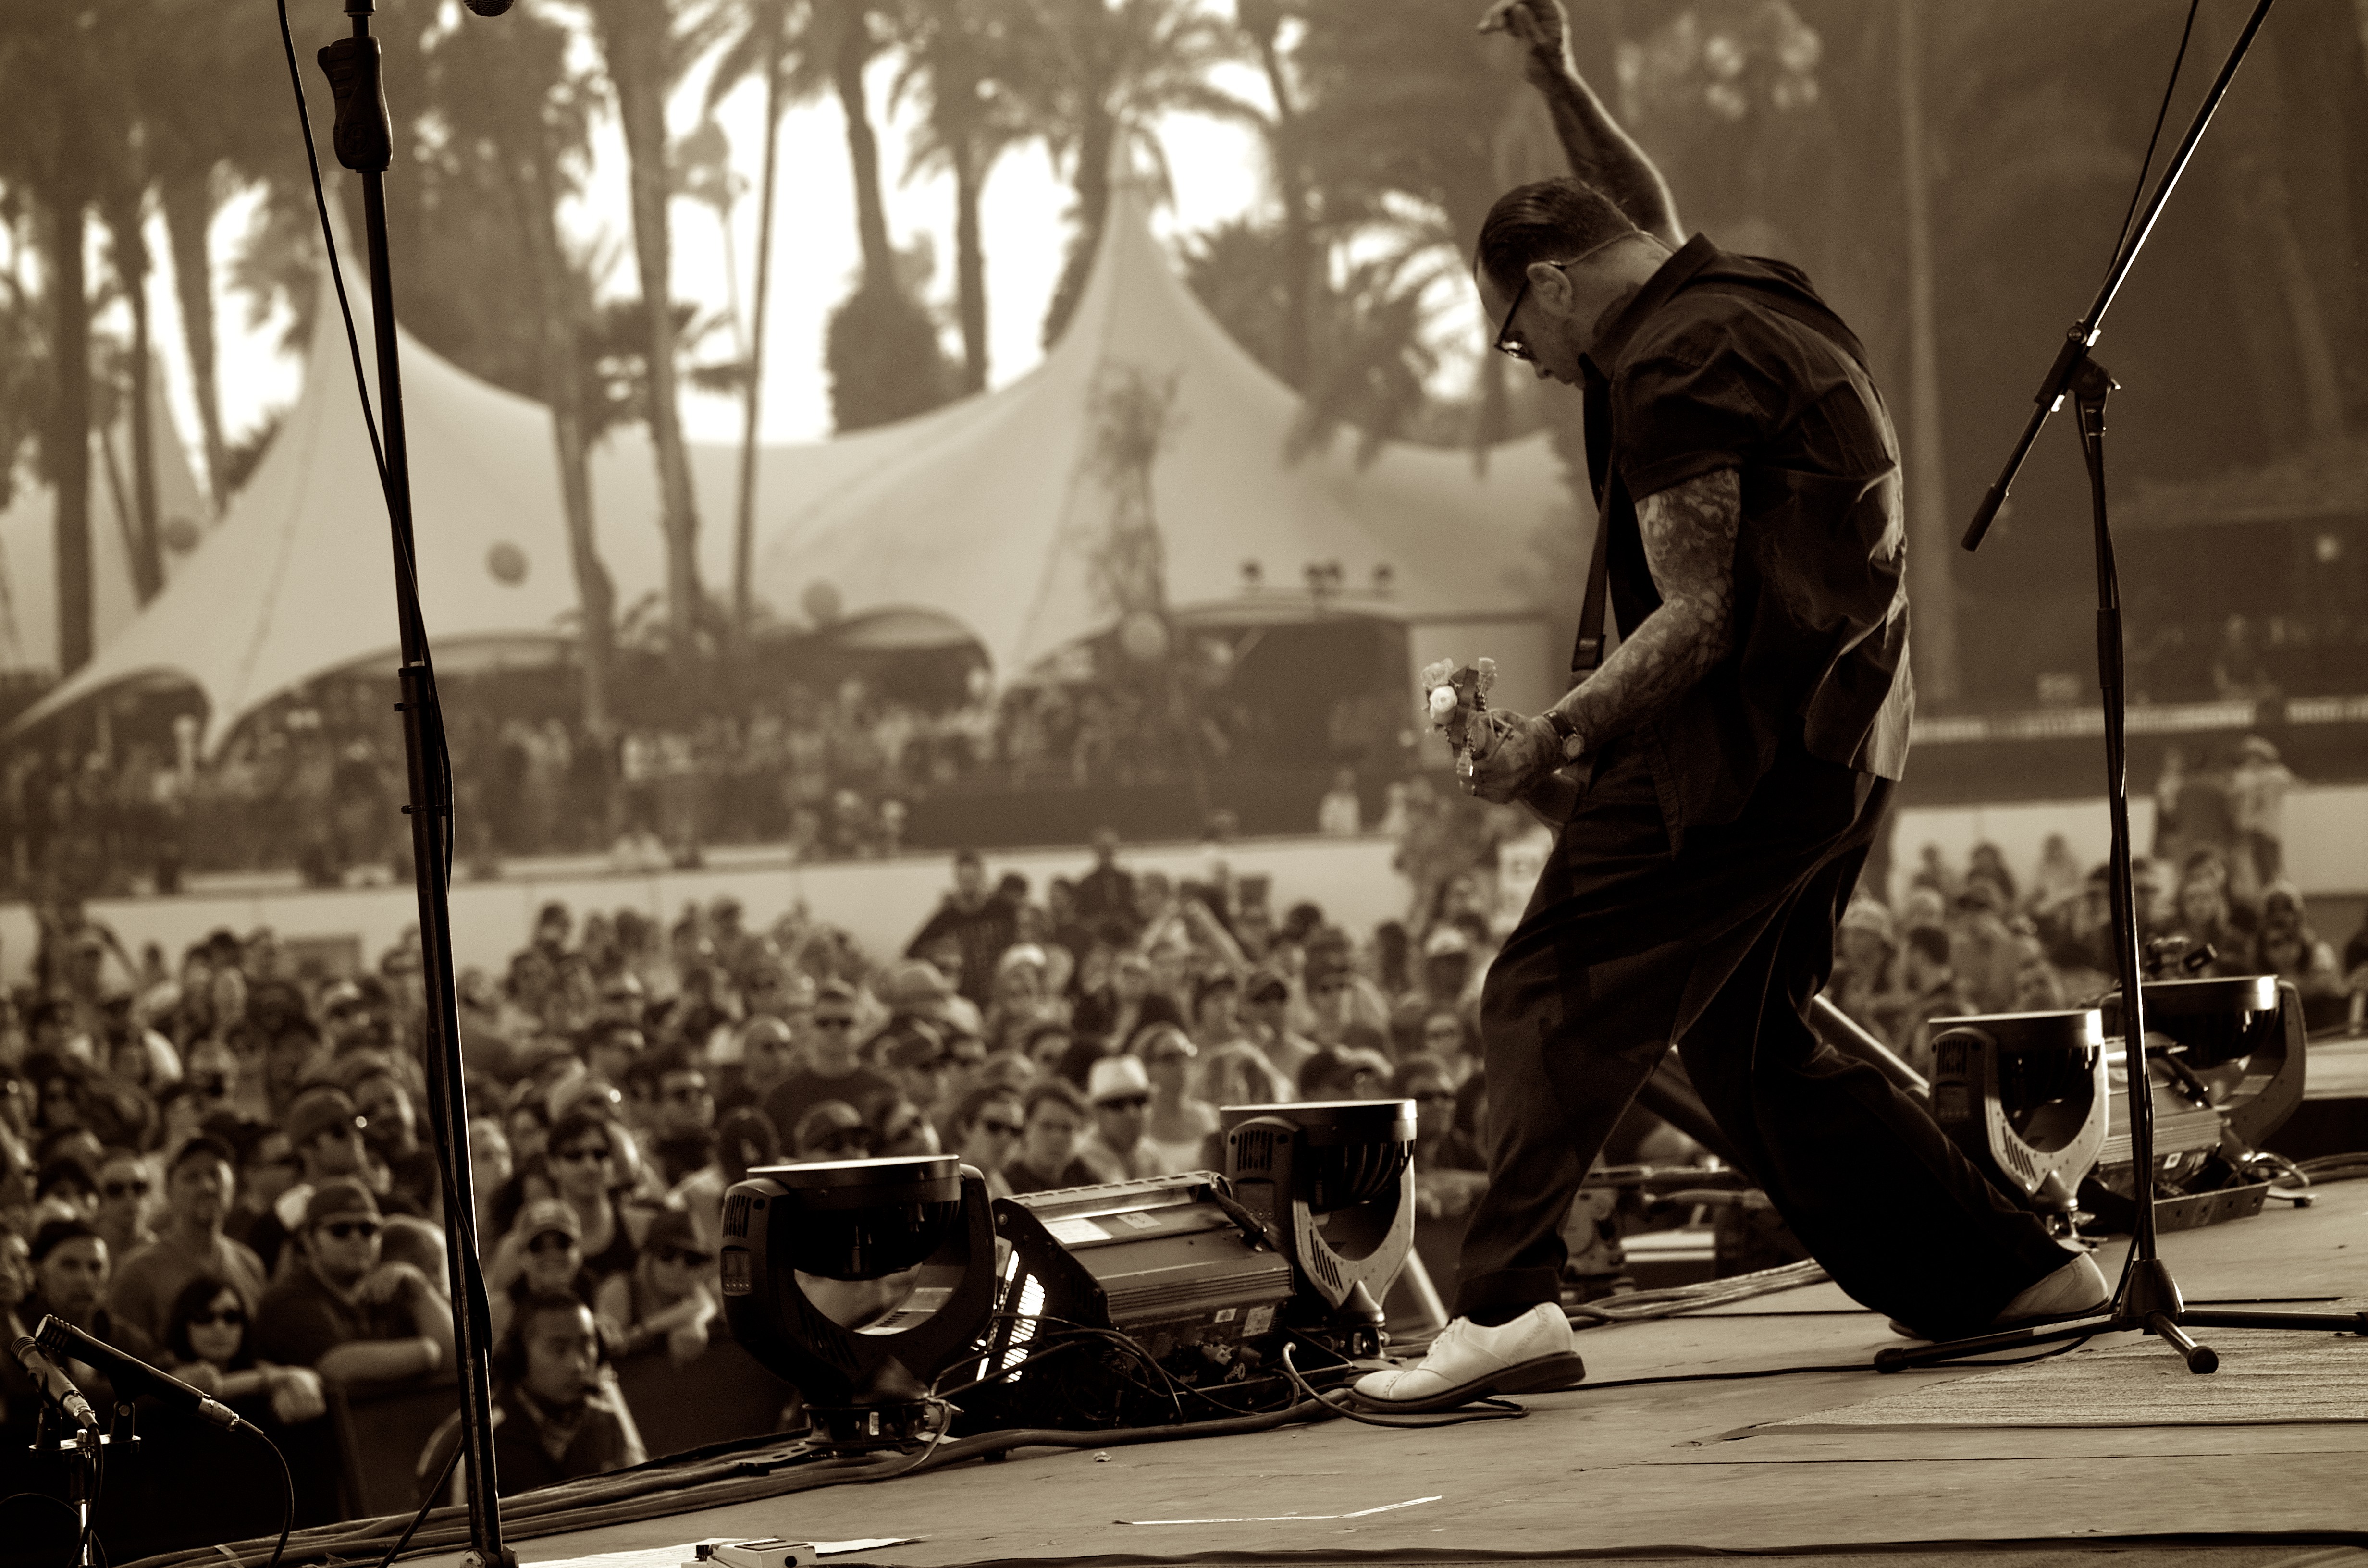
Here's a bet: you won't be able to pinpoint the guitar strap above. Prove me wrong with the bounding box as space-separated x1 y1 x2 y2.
1569 502 1612 683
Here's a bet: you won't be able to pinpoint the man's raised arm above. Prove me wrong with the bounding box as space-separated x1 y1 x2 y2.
1480 0 1684 249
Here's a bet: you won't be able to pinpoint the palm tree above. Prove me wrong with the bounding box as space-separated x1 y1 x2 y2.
889 0 1043 394
427 5 625 741
1024 0 1254 350
0 7 102 673
579 0 726 685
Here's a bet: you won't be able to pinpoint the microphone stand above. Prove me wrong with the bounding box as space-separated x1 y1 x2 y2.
315 3 511 1558
1880 0 2368 1374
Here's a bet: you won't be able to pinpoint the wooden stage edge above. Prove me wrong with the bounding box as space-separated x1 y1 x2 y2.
418 1197 2368 1568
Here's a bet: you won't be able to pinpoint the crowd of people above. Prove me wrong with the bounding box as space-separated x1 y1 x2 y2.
1825 737 2368 1078
0 655 1410 900
2 751 2363 1529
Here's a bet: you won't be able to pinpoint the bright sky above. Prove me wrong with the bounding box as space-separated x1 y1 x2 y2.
170 35 1305 466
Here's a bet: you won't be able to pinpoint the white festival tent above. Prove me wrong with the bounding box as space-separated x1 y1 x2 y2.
0 373 210 680
748 172 1584 695
12 170 1586 750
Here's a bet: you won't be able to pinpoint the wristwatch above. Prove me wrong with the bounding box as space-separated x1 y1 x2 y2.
1541 707 1585 763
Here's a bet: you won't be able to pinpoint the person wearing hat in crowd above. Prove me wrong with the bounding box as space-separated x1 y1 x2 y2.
1388 928 1479 1055
1003 1079 1102 1195
1824 898 1898 1046
1946 877 2022 1016
1078 1055 1171 1181
717 1012 802 1117
106 1133 267 1342
878 1022 955 1130
1134 1025 1217 1173
1298 1044 1393 1102
1185 971 1252 1056
759 982 893 1143
348 1056 442 1220
595 1207 717 1364
1887 926 1975 1082
1302 945 1392 1057
488 1197 589 1341
247 1086 395 1280
790 1101 874 1162
904 850 1017 1006
2228 735 2295 898
252 1180 455 1387
1238 967 1319 1090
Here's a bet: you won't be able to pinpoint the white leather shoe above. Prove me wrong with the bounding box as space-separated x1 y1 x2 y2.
1349 1303 1588 1412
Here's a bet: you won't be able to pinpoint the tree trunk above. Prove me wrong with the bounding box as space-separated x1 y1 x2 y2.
733 0 789 651
834 2 893 291
160 166 228 514
952 134 988 393
1252 24 1312 392
598 1 704 683
509 146 615 745
46 195 94 673
102 196 164 603
1043 106 1114 350
1895 0 1958 703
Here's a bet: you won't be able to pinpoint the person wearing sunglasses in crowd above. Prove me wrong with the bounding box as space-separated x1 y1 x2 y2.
594 1207 716 1366
1002 1079 1102 1196
251 1180 454 1389
945 1084 1027 1199
106 1133 267 1343
1077 1055 1171 1182
790 1100 874 1163
489 1198 592 1341
760 980 892 1141
1355 0 2094 1410
1133 1025 1218 1174
533 1109 641 1288
160 1272 326 1426
92 1146 159 1265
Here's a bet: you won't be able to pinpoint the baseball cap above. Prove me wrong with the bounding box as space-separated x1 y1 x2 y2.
883 960 955 1008
1191 971 1239 1013
1244 967 1289 1004
1838 900 1897 942
642 1206 709 1260
304 1179 381 1230
1087 1054 1153 1104
1422 927 1472 959
513 1196 581 1246
884 1025 948 1071
287 1088 367 1149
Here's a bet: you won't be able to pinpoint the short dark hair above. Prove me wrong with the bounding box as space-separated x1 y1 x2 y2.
1476 176 1641 294
1905 926 1952 967
947 1082 1025 1140
1023 1078 1089 1125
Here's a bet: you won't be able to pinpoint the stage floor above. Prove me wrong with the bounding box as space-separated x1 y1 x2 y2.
420 1196 2368 1568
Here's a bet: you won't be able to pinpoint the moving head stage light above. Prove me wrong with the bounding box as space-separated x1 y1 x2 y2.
2088 973 2307 1232
1930 1007 2110 1235
721 1155 998 1449
1220 1099 1417 1355
1929 976 2307 1238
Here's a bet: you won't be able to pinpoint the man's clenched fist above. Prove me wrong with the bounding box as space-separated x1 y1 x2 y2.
1478 0 1573 85
1466 710 1563 805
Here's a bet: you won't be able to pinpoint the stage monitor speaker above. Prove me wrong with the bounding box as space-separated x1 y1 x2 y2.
720 1155 998 1449
1929 1008 2109 1232
1221 1099 1416 1354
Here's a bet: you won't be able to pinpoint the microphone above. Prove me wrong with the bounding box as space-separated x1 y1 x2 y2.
33 1318 244 1433
10 1335 100 1433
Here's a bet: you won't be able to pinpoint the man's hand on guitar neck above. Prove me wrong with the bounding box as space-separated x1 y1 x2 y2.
1467 710 1567 807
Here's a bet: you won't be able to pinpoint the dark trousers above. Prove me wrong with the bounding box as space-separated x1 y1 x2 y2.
1455 737 2070 1341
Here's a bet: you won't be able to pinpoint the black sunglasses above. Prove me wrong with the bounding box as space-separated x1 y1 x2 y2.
322 1220 381 1242
1492 232 1646 361
978 1118 1024 1138
1098 1094 1150 1112
104 1179 151 1199
191 1308 246 1327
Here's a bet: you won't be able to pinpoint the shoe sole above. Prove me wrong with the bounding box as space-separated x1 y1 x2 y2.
1343 1350 1589 1414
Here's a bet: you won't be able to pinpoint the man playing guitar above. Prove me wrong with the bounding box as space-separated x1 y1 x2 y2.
1355 0 2105 1409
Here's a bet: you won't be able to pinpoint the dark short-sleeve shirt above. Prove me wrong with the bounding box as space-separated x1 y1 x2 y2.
1579 234 1913 842
252 1266 410 1369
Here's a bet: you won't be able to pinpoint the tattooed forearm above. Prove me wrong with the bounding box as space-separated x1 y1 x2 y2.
1553 468 1739 751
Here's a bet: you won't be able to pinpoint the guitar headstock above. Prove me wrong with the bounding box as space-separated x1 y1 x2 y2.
1419 657 1498 776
